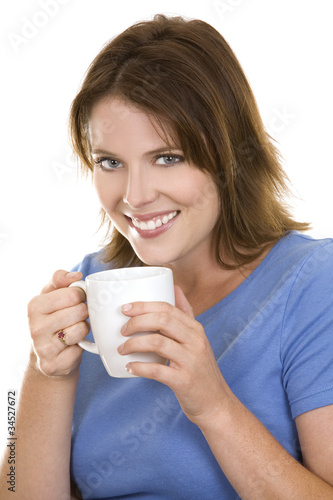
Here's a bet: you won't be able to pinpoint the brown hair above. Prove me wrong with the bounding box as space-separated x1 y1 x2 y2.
69 14 309 269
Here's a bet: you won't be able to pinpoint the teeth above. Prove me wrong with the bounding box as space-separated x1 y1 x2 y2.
132 211 178 231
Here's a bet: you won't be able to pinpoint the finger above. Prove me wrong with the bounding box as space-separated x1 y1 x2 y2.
41 270 83 294
174 285 195 318
121 303 204 344
30 302 88 342
121 310 197 345
56 320 90 347
29 286 86 316
56 344 83 371
35 319 90 360
125 360 177 384
121 300 195 329
33 335 65 360
55 330 68 348
43 287 86 314
118 332 184 365
48 302 89 336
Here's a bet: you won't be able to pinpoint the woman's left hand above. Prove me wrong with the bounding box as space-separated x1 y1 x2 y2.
118 285 229 426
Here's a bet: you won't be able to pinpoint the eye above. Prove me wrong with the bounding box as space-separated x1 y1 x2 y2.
155 154 184 166
94 157 122 171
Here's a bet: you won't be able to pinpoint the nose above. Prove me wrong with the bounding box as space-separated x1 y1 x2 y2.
123 166 158 209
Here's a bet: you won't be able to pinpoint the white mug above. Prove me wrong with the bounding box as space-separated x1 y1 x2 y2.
69 267 175 378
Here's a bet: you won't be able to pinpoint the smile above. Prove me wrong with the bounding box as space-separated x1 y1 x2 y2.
131 211 178 231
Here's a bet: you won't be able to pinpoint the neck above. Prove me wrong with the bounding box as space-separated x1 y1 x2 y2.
167 246 272 316
167 253 233 316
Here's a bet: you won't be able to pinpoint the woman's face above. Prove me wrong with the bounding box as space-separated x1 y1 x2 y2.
90 98 220 267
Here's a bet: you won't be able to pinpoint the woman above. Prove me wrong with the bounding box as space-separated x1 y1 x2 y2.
1 14 333 499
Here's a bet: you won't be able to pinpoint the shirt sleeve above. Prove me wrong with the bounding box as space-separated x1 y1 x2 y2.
280 240 333 419
70 250 109 278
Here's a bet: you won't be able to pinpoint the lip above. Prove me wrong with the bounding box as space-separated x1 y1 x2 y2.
125 211 180 239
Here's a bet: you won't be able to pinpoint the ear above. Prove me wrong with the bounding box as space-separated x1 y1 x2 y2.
174 285 195 318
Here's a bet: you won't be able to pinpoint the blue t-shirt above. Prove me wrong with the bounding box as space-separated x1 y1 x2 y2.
70 232 333 499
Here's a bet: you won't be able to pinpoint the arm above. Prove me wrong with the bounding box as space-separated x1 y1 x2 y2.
199 395 333 499
118 287 333 499
0 271 88 500
6 352 80 500
295 405 333 486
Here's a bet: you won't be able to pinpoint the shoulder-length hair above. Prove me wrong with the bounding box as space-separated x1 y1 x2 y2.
69 14 309 269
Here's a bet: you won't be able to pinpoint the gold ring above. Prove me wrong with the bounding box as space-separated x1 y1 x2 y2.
57 330 67 347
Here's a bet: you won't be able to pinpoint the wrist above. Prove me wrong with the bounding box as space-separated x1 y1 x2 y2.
192 384 238 433
27 348 80 383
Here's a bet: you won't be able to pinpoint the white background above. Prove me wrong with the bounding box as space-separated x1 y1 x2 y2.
0 0 332 445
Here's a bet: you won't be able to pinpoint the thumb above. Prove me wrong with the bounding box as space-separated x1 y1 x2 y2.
41 270 83 294
174 285 195 318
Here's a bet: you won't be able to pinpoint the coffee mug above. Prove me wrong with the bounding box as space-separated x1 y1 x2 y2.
69 267 175 378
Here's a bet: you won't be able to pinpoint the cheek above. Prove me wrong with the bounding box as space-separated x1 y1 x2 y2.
187 178 220 216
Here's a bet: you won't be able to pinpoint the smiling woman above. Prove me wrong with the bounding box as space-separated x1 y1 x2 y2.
1 13 333 500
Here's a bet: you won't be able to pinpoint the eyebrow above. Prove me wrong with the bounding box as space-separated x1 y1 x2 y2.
91 146 181 157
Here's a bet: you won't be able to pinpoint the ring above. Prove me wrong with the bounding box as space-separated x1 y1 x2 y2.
57 330 68 347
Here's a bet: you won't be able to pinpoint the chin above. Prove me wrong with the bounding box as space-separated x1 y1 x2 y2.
137 255 169 267
135 249 187 269
132 248 172 267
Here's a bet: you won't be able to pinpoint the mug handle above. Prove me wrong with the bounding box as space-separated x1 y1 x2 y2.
69 281 99 354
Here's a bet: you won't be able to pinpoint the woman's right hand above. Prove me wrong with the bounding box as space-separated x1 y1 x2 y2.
27 270 89 378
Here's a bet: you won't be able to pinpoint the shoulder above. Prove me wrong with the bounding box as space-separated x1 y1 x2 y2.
70 249 114 279
278 230 333 258
252 231 333 303
273 231 333 278
282 232 333 288
276 231 333 318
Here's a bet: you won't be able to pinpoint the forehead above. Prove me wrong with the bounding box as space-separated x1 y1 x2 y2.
90 98 140 126
89 98 177 149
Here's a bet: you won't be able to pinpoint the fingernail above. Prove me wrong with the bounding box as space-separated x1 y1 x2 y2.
126 364 133 374
122 303 132 312
120 322 127 334
117 343 124 353
66 272 80 279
